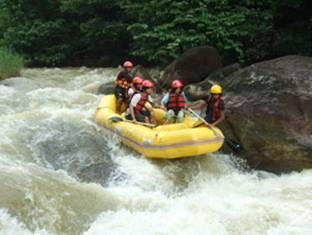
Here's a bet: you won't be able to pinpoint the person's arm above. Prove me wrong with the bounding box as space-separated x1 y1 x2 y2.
211 111 224 126
160 93 169 110
130 106 137 122
129 94 140 122
182 92 189 109
147 96 155 107
128 88 134 97
125 73 133 83
182 92 189 103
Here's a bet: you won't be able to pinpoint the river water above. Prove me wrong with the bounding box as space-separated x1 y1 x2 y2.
0 68 311 235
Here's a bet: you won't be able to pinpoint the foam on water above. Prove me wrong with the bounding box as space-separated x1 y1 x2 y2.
0 68 311 235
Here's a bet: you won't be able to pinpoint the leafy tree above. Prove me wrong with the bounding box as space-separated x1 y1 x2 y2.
0 47 24 79
121 0 275 65
0 0 311 66
0 0 130 66
60 0 130 66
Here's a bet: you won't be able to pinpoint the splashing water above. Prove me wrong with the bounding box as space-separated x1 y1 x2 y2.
0 68 311 235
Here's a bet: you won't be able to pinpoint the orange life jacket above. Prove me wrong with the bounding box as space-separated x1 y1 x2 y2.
167 92 186 109
115 71 131 89
134 92 148 114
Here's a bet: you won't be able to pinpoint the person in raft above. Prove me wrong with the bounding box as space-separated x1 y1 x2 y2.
126 80 155 124
114 60 134 113
124 76 143 115
127 76 143 99
161 80 189 123
189 84 225 126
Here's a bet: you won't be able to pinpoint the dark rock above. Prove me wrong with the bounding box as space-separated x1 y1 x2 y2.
160 46 222 89
221 55 312 172
97 82 115 95
184 63 241 100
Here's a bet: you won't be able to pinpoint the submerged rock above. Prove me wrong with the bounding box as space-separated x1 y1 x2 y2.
179 55 312 172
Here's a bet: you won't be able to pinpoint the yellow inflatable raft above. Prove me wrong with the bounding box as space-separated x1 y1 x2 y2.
95 95 224 159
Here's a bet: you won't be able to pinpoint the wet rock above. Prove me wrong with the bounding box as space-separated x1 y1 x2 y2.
220 56 312 172
77 162 117 186
160 46 222 89
184 63 241 100
31 118 117 185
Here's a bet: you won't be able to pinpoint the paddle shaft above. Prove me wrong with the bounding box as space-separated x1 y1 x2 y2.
187 108 219 136
187 108 243 153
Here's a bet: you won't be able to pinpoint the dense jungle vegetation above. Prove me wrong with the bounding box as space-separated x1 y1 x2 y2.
0 0 311 67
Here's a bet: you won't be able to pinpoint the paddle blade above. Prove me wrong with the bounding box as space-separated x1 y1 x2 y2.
225 138 243 154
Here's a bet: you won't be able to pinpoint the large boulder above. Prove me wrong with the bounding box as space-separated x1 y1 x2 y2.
160 46 222 89
220 56 312 172
184 63 241 100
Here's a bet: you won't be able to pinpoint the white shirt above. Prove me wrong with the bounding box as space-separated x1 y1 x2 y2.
126 93 153 115
128 87 134 97
130 93 141 107
126 93 141 115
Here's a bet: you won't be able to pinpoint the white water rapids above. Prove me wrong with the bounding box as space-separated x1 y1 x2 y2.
0 68 311 235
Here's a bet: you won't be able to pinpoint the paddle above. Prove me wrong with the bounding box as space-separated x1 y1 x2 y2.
109 116 156 128
187 108 243 153
186 108 219 136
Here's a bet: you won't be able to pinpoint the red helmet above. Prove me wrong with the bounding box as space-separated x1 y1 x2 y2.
133 76 143 84
142 80 154 88
171 80 183 88
123 61 133 68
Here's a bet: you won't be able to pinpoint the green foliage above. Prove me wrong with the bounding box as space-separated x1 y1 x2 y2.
0 0 311 66
0 47 24 79
0 0 70 66
121 0 276 64
0 0 129 66
59 0 130 65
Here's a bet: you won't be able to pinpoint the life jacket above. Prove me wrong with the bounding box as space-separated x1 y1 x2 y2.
206 96 224 122
167 92 186 109
115 71 131 89
134 92 148 114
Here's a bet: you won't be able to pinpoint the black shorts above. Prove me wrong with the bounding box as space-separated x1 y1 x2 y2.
114 86 126 101
141 109 151 117
171 107 183 115
204 115 213 124
126 110 150 122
